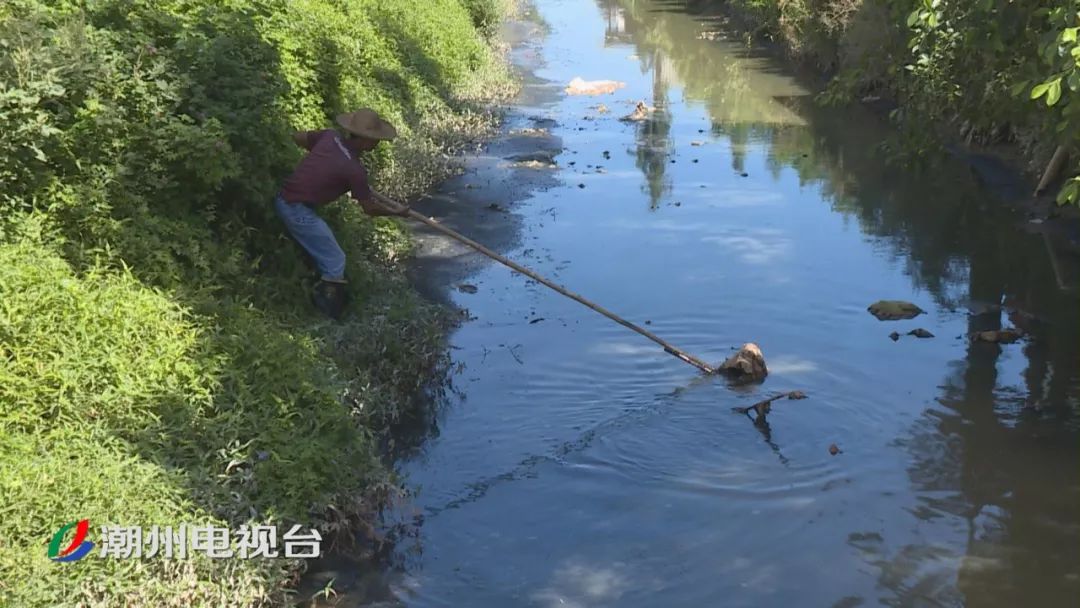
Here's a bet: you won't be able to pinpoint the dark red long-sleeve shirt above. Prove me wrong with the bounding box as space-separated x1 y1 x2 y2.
279 129 372 205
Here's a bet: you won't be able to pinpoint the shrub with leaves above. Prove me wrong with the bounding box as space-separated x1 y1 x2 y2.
1022 3 1080 203
0 0 513 605
722 0 1080 204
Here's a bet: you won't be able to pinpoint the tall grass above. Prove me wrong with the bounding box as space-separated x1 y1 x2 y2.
0 0 514 605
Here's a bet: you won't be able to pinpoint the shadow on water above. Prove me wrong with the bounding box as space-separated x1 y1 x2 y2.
822 85 1080 605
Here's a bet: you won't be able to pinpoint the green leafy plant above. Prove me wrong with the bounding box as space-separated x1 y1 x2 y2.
724 0 1080 205
1024 4 1080 203
0 0 513 605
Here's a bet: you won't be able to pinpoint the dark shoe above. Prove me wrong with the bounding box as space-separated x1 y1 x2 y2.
312 280 348 319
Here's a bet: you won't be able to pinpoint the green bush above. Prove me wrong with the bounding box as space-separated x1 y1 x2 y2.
0 243 298 606
0 0 511 289
461 0 507 37
0 0 512 604
903 1 1080 203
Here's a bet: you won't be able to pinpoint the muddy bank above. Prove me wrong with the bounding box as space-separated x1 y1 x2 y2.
406 19 567 307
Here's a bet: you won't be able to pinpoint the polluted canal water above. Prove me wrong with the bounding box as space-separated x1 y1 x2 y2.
309 0 1080 606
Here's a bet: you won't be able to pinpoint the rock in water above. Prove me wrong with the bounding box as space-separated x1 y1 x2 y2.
719 343 768 383
972 328 1024 343
619 101 653 122
908 328 935 338
868 300 925 320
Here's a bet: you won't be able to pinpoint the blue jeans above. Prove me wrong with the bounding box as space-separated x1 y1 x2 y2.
274 195 346 282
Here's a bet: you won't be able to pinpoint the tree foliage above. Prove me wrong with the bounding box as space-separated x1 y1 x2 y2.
729 0 1080 204
906 0 1080 203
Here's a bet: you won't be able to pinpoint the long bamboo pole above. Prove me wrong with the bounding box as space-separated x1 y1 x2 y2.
404 208 717 374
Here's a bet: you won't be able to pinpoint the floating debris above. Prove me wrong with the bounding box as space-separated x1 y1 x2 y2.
508 151 557 164
868 300 925 321
891 328 934 340
972 328 1025 344
619 101 654 122
565 77 626 96
829 444 841 456
510 127 549 136
732 390 808 424
691 140 705 146
513 160 557 169
719 343 768 383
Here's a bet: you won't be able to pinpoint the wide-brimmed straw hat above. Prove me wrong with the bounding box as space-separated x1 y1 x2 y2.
336 109 398 141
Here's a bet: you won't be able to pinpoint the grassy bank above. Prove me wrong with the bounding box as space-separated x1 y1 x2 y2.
0 0 513 605
713 0 1080 204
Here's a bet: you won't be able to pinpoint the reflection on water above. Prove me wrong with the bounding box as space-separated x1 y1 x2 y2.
605 0 809 125
634 50 673 209
380 0 1080 606
603 1 1080 605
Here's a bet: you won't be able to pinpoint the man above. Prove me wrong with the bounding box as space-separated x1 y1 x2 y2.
276 108 409 319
